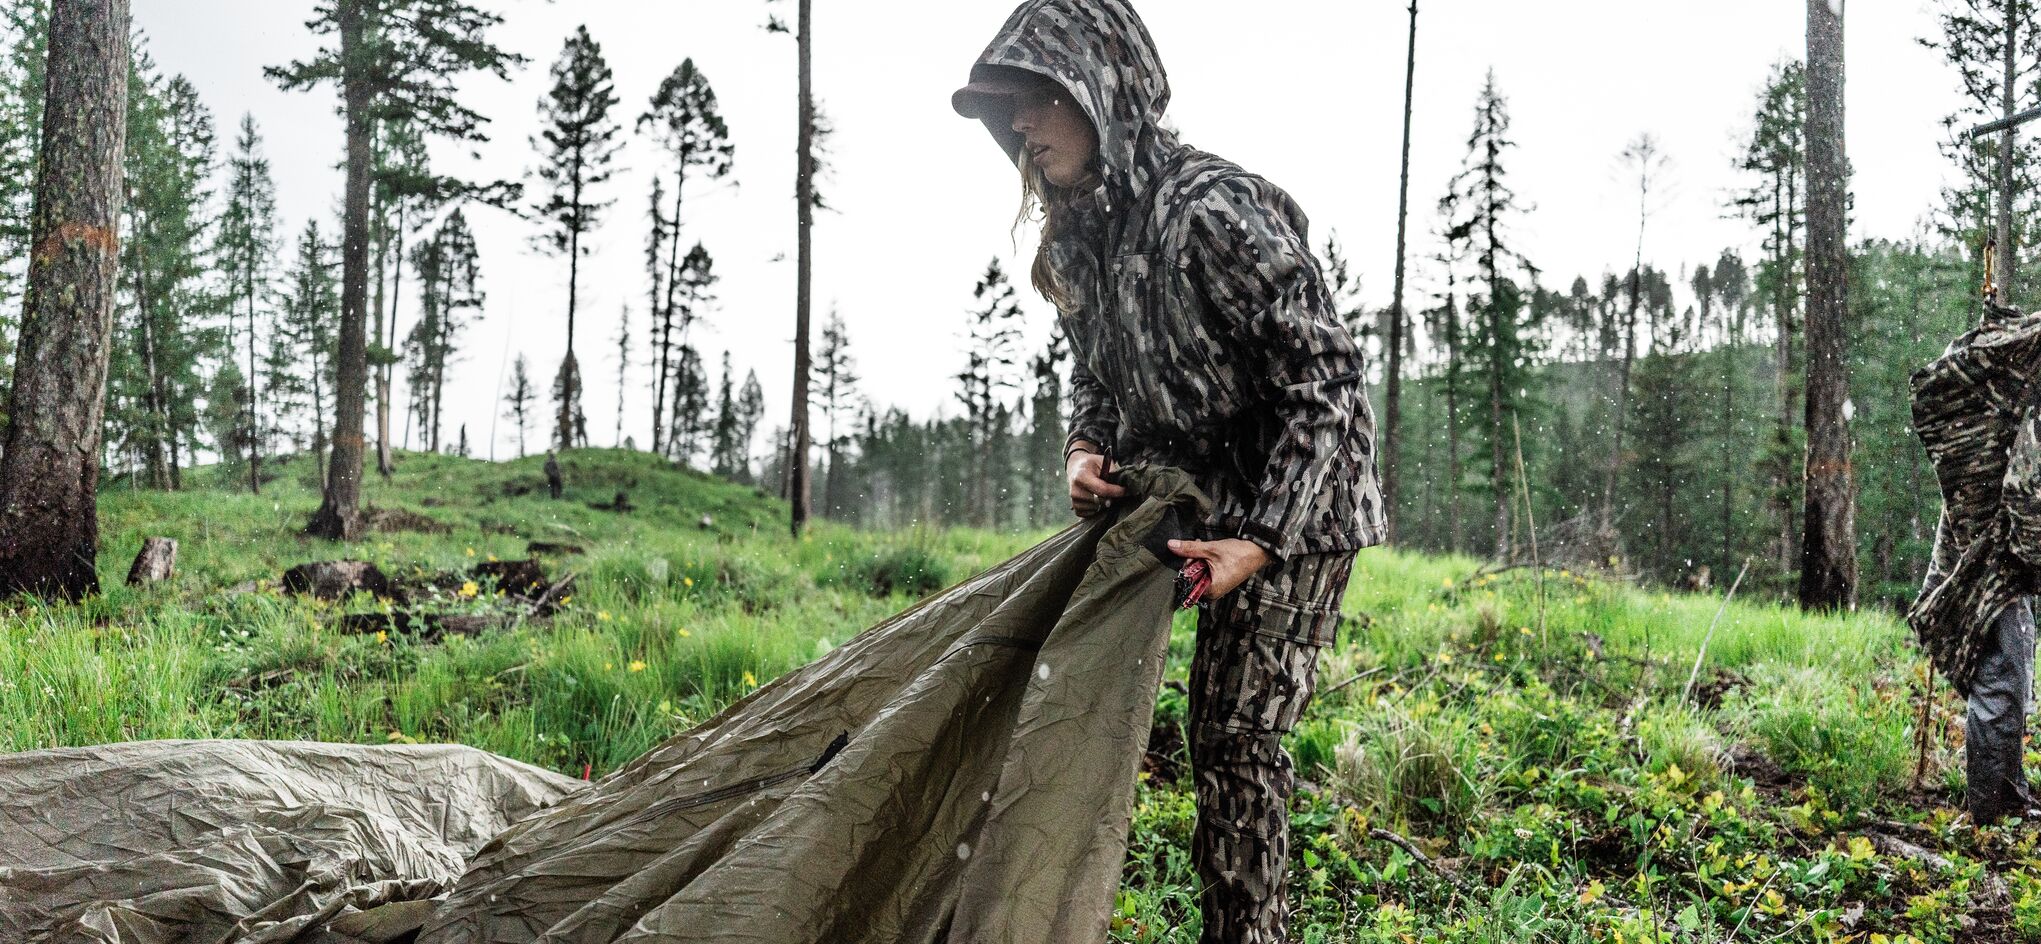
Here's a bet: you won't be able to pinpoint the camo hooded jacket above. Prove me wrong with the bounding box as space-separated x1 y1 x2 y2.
958 0 1387 562
1910 301 2041 695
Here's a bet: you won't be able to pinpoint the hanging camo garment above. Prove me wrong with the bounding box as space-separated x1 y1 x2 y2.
1908 301 2041 694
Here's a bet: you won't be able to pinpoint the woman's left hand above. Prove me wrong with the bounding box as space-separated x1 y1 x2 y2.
1165 538 1270 599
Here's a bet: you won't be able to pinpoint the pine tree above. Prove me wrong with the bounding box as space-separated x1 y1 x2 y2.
0 0 127 598
738 368 766 485
0 0 47 334
710 351 741 477
503 353 534 458
272 221 340 467
665 243 717 463
1384 0 1419 545
1801 0 1857 610
1733 59 1809 581
955 259 1025 527
1598 133 1669 557
613 302 632 448
115 59 222 492
1922 0 2041 303
216 112 277 492
403 208 481 452
814 307 860 519
268 0 523 540
765 0 817 537
638 58 732 455
532 24 619 452
1441 71 1540 559
671 344 708 465
1027 326 1067 526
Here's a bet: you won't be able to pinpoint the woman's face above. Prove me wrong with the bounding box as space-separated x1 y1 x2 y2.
1010 85 1099 190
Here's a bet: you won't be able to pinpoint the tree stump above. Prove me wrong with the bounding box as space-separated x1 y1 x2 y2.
126 538 177 586
281 560 395 601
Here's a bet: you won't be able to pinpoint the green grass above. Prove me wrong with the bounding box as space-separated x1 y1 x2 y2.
4 449 2028 942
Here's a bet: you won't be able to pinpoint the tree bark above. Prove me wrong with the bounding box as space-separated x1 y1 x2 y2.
1384 0 1416 545
372 192 390 479
1800 0 1857 611
0 0 130 599
379 201 404 478
787 0 815 538
306 0 370 541
246 246 262 493
1998 0 2018 303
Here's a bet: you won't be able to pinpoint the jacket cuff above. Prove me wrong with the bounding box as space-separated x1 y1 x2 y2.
1234 520 1289 564
1065 427 1113 455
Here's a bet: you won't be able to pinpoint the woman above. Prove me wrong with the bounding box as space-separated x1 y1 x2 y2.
952 2 1386 941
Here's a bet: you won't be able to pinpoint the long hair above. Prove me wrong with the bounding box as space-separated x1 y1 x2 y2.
1015 147 1079 314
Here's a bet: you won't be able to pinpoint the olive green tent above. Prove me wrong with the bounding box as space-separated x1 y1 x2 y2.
2 468 1207 944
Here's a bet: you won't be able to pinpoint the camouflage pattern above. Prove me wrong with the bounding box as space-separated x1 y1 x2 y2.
1909 301 2041 695
1189 551 1355 944
960 0 1386 563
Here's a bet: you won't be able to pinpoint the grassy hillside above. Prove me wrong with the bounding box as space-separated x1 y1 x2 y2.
3 450 2031 942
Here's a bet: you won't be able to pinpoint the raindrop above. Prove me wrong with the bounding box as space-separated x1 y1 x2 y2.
1036 663 1051 681
956 842 972 860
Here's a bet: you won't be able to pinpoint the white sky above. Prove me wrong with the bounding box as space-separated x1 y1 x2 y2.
133 1 1970 460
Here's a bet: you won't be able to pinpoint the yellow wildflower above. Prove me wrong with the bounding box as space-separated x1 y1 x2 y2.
628 660 647 673
678 628 692 639
683 577 695 588
487 553 498 562
459 581 478 598
465 546 476 557
375 630 389 645
1441 577 1454 588
743 671 758 687
604 662 614 671
598 610 613 622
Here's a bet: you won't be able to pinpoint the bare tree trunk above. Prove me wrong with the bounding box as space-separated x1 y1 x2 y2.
787 0 815 538
1998 0 2018 303
1384 0 1417 544
1445 289 1462 554
1800 0 1857 610
246 256 262 493
373 198 391 479
0 0 130 598
131 220 169 489
306 0 370 541
379 202 404 477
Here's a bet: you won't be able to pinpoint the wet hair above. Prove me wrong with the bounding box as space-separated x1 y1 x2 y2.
1014 147 1079 314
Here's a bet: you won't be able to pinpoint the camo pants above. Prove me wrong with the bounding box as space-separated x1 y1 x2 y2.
1188 550 1355 944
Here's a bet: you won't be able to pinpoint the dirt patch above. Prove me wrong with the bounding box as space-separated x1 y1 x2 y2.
366 505 451 535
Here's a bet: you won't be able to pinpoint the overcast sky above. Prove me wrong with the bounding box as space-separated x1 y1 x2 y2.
132 1 1969 461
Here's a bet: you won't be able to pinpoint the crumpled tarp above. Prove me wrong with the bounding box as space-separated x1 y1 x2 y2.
2 466 1207 944
0 739 584 944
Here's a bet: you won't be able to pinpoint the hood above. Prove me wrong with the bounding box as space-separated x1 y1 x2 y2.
961 0 1178 202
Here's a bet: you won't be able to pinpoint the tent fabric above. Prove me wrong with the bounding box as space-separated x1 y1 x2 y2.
1909 301 2041 694
0 740 584 944
1 466 1209 944
417 465 1207 944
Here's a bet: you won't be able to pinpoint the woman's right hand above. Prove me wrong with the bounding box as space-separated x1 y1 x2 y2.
1066 444 1128 518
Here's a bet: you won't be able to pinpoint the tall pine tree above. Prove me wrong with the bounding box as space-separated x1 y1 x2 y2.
532 24 619 452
